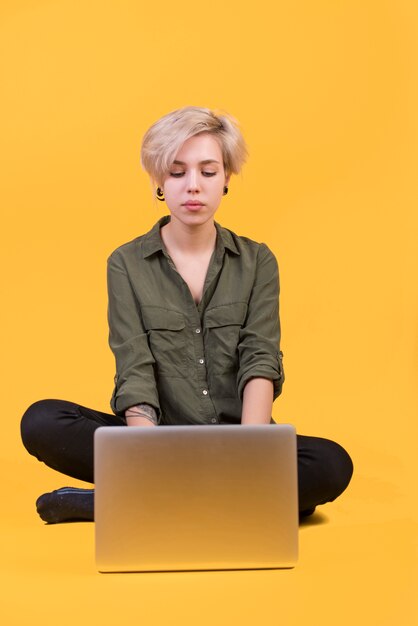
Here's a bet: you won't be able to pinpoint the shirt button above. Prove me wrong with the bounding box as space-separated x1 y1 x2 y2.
211 418 217 424
195 328 201 334
198 358 204 364
202 389 208 396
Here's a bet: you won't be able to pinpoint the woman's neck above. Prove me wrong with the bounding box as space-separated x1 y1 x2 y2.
160 217 217 256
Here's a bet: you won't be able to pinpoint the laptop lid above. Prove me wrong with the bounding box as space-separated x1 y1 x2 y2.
95 424 298 572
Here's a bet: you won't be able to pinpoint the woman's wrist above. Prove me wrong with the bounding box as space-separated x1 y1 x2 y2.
125 403 158 425
126 414 157 427
241 378 274 425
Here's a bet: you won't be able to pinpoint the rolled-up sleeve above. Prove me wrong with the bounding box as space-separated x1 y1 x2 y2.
237 244 285 402
107 251 160 418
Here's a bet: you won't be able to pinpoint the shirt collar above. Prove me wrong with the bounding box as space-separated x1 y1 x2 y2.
142 216 240 259
214 221 240 256
142 216 170 258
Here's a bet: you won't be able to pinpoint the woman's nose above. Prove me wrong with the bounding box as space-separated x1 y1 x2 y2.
186 169 200 192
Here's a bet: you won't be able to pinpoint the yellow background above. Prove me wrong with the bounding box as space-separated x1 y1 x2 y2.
1 1 417 624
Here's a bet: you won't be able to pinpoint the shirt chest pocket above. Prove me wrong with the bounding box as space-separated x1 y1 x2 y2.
141 307 187 378
204 302 248 373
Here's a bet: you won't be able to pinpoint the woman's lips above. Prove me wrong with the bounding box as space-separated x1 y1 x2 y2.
183 202 204 210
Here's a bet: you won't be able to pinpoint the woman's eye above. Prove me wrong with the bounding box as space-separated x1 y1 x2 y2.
169 171 216 178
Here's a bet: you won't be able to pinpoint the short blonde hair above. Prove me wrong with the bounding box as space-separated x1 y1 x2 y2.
140 106 248 186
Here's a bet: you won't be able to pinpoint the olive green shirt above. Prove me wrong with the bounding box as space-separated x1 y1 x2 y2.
107 216 284 425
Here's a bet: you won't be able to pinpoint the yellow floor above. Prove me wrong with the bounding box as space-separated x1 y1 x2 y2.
2 450 416 626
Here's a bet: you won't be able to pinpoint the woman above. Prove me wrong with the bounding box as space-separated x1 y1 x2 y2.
21 106 353 523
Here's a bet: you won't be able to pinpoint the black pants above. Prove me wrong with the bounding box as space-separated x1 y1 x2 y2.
20 399 353 514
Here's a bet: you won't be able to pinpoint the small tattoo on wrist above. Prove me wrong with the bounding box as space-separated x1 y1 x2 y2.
126 403 157 424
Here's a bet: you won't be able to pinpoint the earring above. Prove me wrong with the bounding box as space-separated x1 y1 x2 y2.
156 187 165 201
223 186 229 195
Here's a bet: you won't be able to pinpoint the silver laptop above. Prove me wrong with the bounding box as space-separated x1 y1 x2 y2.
95 424 298 572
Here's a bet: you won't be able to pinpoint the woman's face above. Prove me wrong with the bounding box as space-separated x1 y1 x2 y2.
162 132 229 229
